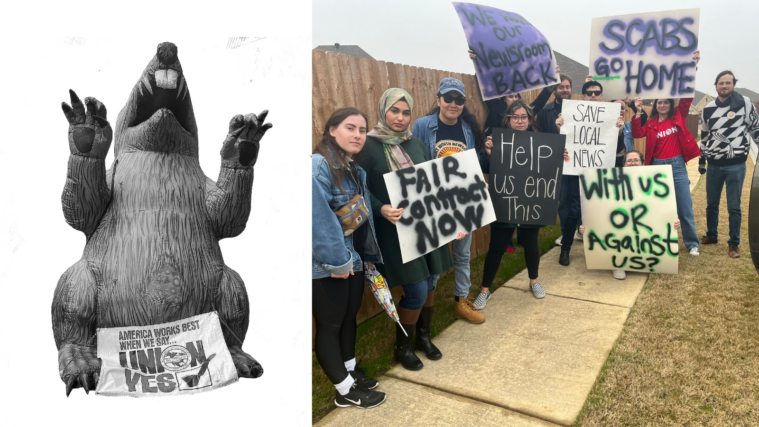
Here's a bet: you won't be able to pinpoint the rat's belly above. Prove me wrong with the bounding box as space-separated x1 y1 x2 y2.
89 152 223 327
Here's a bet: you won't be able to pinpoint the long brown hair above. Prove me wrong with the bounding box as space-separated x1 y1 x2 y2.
651 99 676 120
501 100 539 132
313 107 368 193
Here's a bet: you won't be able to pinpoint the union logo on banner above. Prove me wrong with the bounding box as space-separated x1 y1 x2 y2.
95 312 238 397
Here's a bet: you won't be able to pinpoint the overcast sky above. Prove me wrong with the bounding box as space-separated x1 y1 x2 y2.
314 0 759 97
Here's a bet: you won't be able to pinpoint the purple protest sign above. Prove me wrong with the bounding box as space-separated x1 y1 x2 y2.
453 3 559 101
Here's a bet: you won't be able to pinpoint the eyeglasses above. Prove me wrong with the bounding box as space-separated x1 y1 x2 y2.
439 93 466 106
510 115 529 122
585 90 602 96
625 158 641 164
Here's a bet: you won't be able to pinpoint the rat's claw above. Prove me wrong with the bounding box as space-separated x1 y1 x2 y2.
228 114 245 133
65 376 76 397
80 374 90 394
255 110 269 126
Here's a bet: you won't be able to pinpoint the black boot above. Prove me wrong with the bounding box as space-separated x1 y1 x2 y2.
394 322 423 371
559 250 570 266
416 306 442 360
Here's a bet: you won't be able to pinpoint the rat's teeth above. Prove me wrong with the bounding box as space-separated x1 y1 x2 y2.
142 74 153 95
155 69 178 89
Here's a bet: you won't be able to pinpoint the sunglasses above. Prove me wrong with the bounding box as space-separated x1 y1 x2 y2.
585 90 602 96
439 92 466 106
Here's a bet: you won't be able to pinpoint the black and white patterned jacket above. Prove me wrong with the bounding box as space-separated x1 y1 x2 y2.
700 92 759 166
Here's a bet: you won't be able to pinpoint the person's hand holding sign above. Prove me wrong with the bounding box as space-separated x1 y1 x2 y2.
381 204 404 225
634 98 643 118
555 114 564 131
485 135 493 156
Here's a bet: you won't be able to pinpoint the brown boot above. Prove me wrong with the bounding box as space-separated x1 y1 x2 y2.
453 297 485 324
729 245 740 258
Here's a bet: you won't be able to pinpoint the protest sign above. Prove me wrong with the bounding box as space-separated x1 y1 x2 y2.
560 99 621 176
453 2 559 100
580 165 679 274
96 312 238 396
590 8 700 100
384 150 496 263
489 128 565 225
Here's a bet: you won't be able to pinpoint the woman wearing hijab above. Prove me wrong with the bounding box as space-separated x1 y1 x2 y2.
355 88 453 371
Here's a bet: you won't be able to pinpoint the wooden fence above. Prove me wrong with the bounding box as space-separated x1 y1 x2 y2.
312 49 694 327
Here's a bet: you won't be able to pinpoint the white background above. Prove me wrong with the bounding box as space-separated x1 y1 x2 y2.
0 3 311 426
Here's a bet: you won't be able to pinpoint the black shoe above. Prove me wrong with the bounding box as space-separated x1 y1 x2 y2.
415 306 442 360
559 251 570 266
350 361 378 390
334 382 386 409
394 322 423 370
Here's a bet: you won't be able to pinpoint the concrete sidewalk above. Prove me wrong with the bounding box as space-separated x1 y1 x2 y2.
315 161 702 427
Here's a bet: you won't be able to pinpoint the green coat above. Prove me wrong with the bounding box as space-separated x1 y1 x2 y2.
355 136 453 288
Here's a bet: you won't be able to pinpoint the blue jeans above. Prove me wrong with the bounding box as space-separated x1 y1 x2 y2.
705 162 746 246
651 156 699 250
399 275 439 310
451 233 473 298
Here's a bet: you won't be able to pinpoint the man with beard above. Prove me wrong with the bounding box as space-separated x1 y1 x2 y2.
698 71 759 258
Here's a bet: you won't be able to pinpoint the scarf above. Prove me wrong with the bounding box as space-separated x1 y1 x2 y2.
368 88 415 171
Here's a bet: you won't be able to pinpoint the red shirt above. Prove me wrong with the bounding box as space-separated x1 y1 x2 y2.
650 117 682 160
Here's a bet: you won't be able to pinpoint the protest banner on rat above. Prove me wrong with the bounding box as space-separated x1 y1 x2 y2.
96 312 238 396
453 2 559 100
590 8 700 100
384 150 496 263
580 165 679 274
489 128 565 225
560 99 621 176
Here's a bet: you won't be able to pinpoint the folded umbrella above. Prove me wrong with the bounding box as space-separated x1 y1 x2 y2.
364 262 406 336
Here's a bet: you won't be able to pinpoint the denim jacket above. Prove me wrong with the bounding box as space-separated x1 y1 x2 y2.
411 113 475 161
312 152 382 279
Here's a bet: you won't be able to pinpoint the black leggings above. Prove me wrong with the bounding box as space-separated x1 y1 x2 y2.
482 227 541 288
312 272 365 385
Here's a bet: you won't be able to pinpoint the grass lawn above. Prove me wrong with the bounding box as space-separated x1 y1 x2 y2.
312 224 562 423
574 161 759 426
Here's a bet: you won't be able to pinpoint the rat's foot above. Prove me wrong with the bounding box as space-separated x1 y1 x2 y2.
61 90 112 158
228 345 263 378
58 343 101 396
220 111 272 168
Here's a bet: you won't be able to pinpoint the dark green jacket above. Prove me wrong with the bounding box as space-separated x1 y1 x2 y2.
355 136 452 288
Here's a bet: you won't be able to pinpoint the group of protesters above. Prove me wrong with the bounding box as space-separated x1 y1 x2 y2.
311 46 759 409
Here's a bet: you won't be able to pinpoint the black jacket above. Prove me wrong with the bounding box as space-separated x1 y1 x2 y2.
537 101 562 134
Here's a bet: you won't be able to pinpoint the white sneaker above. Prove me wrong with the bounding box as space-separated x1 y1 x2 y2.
574 230 583 240
689 247 700 256
472 291 492 310
612 269 626 280
555 236 563 246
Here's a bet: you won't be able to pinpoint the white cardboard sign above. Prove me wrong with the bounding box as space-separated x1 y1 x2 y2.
96 312 238 397
590 8 700 100
580 165 679 274
384 150 496 263
560 99 621 176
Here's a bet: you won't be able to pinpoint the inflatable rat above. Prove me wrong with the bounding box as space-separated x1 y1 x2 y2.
52 42 270 396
